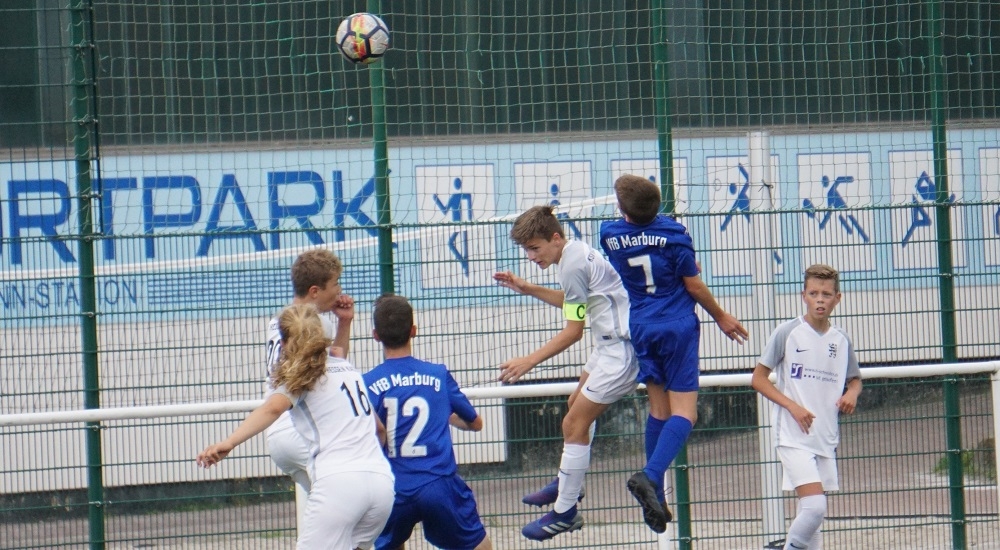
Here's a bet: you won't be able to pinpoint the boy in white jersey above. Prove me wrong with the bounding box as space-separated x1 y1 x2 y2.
752 264 862 550
265 249 355 494
199 304 393 550
494 205 639 541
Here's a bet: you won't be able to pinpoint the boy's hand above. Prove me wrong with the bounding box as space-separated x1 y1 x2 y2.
493 271 530 295
332 293 355 322
837 388 860 414
493 271 528 294
498 356 535 384
196 441 233 468
715 313 749 344
787 403 816 434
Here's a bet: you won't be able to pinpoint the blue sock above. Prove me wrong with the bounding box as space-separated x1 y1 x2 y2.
645 416 666 462
643 416 693 496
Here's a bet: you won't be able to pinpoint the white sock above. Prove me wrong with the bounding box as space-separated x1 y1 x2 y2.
784 494 826 549
808 529 823 550
554 443 590 513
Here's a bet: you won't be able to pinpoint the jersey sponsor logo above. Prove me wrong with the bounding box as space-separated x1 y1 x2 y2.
790 363 804 379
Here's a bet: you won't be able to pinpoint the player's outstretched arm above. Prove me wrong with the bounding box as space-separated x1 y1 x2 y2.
683 274 749 344
751 364 815 433
493 271 564 308
498 320 584 383
196 393 291 468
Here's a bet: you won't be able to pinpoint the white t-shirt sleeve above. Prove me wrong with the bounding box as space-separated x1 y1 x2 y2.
558 243 590 313
319 313 337 339
843 329 861 380
272 384 298 408
758 318 798 369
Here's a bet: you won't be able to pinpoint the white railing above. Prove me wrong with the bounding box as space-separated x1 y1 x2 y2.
2 361 998 550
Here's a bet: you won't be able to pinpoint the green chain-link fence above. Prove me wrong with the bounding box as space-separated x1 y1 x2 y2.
1 0 998 548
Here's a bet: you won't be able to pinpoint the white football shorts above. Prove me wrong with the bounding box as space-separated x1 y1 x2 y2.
297 470 394 550
581 339 639 405
777 445 840 492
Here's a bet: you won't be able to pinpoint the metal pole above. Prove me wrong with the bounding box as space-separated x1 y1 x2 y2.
369 0 394 295
652 0 675 216
652 2 686 547
749 132 785 544
928 0 957 365
69 0 104 548
672 446 692 550
927 0 965 545
992 370 1000 521
943 377 967 550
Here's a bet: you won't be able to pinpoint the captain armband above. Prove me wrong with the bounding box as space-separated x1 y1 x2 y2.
563 302 587 321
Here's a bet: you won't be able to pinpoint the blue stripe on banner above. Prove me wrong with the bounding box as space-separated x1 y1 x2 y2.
146 267 386 307
147 271 288 306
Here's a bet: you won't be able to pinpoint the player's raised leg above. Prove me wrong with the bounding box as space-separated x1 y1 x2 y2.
521 392 603 540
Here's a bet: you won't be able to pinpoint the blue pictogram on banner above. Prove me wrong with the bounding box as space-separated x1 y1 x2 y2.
432 177 473 276
901 171 955 247
803 175 870 242
550 183 582 239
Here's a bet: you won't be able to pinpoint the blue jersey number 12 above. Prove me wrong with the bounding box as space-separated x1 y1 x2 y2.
384 396 430 458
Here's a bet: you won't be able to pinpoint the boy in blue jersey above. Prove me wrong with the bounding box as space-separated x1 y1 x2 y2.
600 175 749 533
363 294 493 550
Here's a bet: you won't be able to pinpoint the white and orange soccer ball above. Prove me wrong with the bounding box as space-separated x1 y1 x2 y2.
335 13 390 64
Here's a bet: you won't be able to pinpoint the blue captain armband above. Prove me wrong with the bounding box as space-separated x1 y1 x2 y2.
563 302 587 321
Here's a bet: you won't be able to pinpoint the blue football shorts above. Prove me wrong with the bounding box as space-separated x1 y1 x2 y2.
631 313 700 392
375 474 487 550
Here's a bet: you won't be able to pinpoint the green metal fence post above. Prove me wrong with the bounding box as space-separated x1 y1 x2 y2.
673 447 693 549
652 0 676 215
69 1 105 548
927 0 966 546
943 376 967 549
928 0 958 365
369 0 394 295
652 2 689 547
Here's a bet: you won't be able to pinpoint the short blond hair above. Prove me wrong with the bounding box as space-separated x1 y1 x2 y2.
291 249 343 297
804 264 840 293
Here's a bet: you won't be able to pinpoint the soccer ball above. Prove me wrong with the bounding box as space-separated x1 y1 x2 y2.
335 13 390 64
